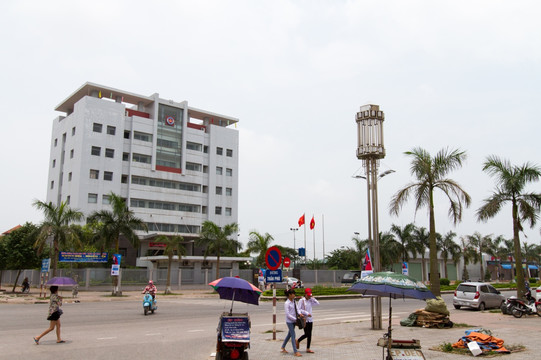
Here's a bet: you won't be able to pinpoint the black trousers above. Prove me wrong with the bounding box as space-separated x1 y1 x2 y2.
297 322 313 349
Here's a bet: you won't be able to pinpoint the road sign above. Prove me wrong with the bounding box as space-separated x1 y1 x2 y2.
265 269 282 283
41 258 50 273
265 246 282 270
283 257 291 268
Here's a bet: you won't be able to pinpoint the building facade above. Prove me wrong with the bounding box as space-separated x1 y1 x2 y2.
46 82 242 268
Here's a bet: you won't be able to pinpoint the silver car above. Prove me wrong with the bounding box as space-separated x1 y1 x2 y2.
453 282 505 311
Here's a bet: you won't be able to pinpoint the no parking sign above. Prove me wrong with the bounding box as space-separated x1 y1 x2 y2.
265 246 282 270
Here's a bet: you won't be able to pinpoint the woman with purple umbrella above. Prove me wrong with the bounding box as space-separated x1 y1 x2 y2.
34 286 64 344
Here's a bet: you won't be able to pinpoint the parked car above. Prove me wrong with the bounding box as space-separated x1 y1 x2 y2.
453 282 505 311
283 277 303 289
535 287 541 302
341 271 362 284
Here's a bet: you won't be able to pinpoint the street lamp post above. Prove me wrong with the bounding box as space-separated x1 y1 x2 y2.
355 104 386 330
290 228 298 268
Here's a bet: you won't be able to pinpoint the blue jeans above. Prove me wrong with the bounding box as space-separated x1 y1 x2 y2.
281 322 298 352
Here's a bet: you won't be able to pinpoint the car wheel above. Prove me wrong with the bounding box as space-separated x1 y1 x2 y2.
500 302 508 314
453 305 461 310
478 302 486 311
536 303 541 316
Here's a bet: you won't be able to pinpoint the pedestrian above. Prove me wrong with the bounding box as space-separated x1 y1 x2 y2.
281 289 303 357
34 285 64 344
296 288 319 353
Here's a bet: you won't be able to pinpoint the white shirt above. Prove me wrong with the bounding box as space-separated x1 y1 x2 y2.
298 296 319 323
284 298 299 323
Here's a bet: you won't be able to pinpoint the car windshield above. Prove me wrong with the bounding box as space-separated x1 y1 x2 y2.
343 274 354 279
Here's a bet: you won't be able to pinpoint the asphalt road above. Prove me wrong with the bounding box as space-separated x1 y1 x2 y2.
0 293 514 360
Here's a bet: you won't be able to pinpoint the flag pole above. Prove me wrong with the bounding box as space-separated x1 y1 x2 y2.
303 214 307 264
322 214 325 262
312 214 316 263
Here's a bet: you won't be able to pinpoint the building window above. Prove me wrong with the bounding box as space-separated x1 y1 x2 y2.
186 162 202 172
132 153 151 164
216 147 223 155
89 169 99 179
52 159 56 168
187 142 202 151
216 186 222 195
72 127 76 136
226 149 233 157
134 131 152 142
203 165 208 174
68 172 72 181
202 186 208 194
124 131 130 139
105 148 115 158
226 168 233 177
216 167 223 175
226 188 232 196
121 175 128 184
66 196 70 204
88 193 98 203
202 206 207 214
54 138 58 147
215 206 222 215
225 208 232 216
102 195 111 205
204 146 208 154
93 123 103 133
107 126 116 135
50 181 54 189
122 152 130 161
104 171 113 181
91 146 101 156
70 149 74 159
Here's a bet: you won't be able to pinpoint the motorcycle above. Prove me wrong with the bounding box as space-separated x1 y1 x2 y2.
143 291 157 316
508 296 541 318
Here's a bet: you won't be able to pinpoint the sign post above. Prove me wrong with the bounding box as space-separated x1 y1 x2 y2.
265 246 282 340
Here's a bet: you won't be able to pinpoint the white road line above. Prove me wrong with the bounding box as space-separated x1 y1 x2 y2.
145 333 161 336
188 329 205 332
97 337 117 340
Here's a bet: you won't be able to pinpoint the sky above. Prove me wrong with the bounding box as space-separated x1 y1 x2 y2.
1 1 541 260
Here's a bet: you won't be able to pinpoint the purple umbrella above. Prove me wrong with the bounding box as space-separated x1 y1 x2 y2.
46 277 78 286
209 277 262 313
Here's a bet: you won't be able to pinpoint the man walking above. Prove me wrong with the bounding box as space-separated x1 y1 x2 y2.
296 288 319 353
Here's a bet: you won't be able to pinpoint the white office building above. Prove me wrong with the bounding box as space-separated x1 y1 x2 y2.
46 82 245 272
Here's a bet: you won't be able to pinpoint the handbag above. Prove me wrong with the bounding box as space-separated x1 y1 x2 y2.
294 299 305 329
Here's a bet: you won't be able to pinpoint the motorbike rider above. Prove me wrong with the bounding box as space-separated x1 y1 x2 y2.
21 277 30 293
525 281 534 303
142 280 157 300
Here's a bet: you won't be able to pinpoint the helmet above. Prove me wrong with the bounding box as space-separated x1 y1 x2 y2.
149 280 154 285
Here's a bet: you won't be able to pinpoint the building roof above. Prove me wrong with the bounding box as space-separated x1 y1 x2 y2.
1 225 22 236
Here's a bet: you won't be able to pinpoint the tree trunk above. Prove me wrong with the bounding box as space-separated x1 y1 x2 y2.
479 248 484 281
444 260 448 279
11 269 22 293
512 202 526 299
165 257 172 295
428 192 441 296
421 255 426 282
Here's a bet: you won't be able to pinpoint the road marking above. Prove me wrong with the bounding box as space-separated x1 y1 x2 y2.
97 337 117 340
145 333 161 336
188 329 205 332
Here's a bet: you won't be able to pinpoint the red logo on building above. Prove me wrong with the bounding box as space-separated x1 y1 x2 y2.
165 116 175 126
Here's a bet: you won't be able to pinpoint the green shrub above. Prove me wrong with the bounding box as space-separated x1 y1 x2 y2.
440 278 450 286
529 278 537 284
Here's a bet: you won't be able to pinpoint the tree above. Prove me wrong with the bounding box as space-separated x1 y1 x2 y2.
522 242 541 279
246 231 274 268
3 223 42 292
412 226 430 282
379 231 400 270
476 156 541 299
351 235 369 269
87 192 147 295
390 223 417 262
459 236 476 281
466 232 492 280
437 231 460 279
154 235 185 294
197 221 240 280
33 200 84 277
325 248 360 270
389 147 471 296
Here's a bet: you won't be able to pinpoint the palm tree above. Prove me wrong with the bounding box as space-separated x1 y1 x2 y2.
459 236 476 281
33 200 84 277
437 231 460 279
390 223 417 263
412 226 430 282
522 242 541 279
379 231 400 270
246 231 274 268
476 156 541 299
466 232 492 280
389 147 471 296
87 193 147 295
197 221 240 280
351 235 369 269
153 235 186 294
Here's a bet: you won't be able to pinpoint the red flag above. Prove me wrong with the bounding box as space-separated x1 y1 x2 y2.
298 214 305 227
310 216 315 230
364 249 372 271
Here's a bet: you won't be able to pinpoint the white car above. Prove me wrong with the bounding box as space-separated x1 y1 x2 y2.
283 277 303 289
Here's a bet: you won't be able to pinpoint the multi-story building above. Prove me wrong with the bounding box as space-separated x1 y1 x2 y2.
46 82 242 271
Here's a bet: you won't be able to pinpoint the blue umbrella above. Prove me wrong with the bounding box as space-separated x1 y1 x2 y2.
46 277 78 286
348 272 436 360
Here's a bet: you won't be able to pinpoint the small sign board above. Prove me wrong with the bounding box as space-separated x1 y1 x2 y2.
221 316 250 343
111 264 120 276
388 349 425 360
283 257 291 268
59 252 108 263
265 269 282 283
41 258 50 273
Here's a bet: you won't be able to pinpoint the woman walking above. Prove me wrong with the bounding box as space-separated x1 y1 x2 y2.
281 289 303 357
34 285 64 344
296 288 319 353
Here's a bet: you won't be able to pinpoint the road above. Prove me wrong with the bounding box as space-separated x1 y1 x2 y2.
0 292 519 360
